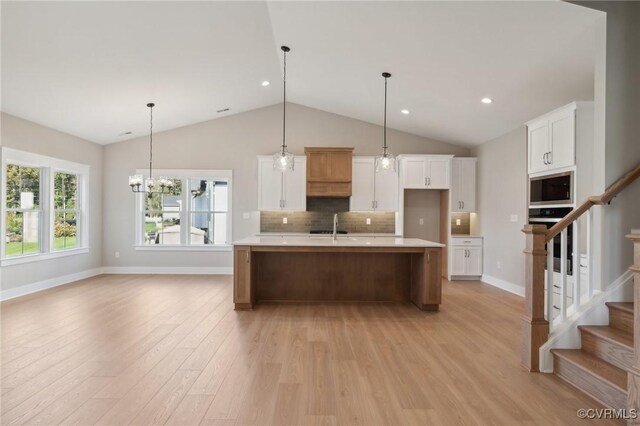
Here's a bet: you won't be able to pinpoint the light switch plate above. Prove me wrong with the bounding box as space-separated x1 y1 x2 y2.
366 218 371 225
242 212 250 219
283 217 288 224
510 214 518 223
419 218 424 225
456 219 461 226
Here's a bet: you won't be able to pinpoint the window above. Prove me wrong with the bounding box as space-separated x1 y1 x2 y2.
1 148 90 264
143 179 183 245
5 165 41 257
136 170 232 250
54 172 79 250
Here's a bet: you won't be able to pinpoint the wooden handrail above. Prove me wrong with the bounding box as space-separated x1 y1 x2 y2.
546 163 640 242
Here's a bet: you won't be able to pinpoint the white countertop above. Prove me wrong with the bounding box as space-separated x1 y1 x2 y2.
234 235 444 248
257 232 401 237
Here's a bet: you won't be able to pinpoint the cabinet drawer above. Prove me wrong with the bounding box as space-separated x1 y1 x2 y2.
451 237 482 247
307 182 352 197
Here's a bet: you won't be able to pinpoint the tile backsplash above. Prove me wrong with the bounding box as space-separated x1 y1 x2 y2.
450 212 471 235
261 197 395 233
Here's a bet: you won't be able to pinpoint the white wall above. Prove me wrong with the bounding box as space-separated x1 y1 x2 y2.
471 127 528 290
102 102 469 269
1 113 103 292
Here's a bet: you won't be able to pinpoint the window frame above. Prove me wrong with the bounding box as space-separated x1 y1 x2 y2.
1 148 90 266
134 169 232 252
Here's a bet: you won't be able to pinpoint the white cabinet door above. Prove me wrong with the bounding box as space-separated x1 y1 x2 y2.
351 158 375 211
283 156 306 211
549 110 575 170
528 120 549 174
402 158 427 189
451 159 476 212
258 157 283 211
451 248 467 275
426 158 450 189
374 168 399 212
466 247 483 276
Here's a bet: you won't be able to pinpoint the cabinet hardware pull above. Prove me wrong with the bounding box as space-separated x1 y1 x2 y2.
543 153 547 165
428 177 431 186
548 152 552 164
461 201 464 209
424 177 428 186
246 251 249 263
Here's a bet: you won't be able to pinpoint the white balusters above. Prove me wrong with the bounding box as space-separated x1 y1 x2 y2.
573 218 581 307
587 209 594 299
547 241 555 328
560 228 568 321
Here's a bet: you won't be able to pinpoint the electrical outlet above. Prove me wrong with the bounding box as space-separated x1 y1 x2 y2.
419 218 424 225
242 212 250 219
115 251 120 259
497 261 501 269
366 218 371 225
282 217 288 224
510 214 518 223
456 219 461 226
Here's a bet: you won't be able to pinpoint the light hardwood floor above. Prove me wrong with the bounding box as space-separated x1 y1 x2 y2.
1 274 620 425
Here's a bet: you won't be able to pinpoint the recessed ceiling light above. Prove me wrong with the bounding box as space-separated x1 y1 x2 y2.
119 131 132 136
216 108 230 113
261 81 270 87
401 109 410 115
481 97 493 104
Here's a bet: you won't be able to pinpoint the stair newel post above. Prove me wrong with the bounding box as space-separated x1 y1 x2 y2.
627 229 640 421
521 224 550 372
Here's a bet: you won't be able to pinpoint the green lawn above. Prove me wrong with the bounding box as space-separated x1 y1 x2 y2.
6 237 77 256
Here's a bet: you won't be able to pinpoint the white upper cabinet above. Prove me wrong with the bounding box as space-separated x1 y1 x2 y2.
257 156 306 211
527 103 576 174
451 158 477 212
350 157 398 212
400 155 452 189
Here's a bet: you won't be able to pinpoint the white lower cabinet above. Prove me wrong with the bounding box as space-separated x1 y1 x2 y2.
449 237 483 278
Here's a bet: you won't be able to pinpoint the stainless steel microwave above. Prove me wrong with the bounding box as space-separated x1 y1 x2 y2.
529 171 573 206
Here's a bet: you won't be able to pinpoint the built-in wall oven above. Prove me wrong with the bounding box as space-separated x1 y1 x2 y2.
530 171 573 206
528 207 573 275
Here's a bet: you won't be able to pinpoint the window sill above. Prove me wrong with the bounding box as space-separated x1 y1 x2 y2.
1 247 90 267
134 245 232 252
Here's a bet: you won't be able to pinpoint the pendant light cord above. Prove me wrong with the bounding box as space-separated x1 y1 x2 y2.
149 104 153 180
282 48 287 154
383 75 388 154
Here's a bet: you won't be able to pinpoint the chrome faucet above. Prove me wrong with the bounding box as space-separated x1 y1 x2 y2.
333 213 339 241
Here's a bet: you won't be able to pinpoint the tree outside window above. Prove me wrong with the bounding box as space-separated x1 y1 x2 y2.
5 164 41 257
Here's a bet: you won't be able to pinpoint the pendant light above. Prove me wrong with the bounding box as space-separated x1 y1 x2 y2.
273 45 294 172
129 103 175 194
375 72 396 173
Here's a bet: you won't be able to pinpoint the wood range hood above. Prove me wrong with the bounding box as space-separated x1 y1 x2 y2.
304 147 354 197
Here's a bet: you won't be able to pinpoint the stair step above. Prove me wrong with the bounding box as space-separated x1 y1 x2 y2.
606 302 634 334
579 325 634 371
552 349 628 409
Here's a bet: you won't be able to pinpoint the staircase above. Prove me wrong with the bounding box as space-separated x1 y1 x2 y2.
551 302 633 409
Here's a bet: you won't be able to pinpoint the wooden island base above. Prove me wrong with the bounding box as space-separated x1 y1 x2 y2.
233 245 442 311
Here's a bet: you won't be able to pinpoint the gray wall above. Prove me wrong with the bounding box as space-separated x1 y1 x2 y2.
472 127 528 288
1 113 104 291
569 1 640 286
102 102 469 269
403 190 442 242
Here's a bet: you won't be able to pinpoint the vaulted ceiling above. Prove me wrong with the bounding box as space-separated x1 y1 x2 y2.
1 1 602 146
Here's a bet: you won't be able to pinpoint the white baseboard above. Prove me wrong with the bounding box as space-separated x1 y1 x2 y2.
481 274 525 297
1 268 103 301
101 266 233 275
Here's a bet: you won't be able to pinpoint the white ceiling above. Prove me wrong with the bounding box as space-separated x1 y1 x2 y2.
2 1 602 146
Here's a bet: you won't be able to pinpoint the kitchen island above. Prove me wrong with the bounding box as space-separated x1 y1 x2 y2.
232 236 444 311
